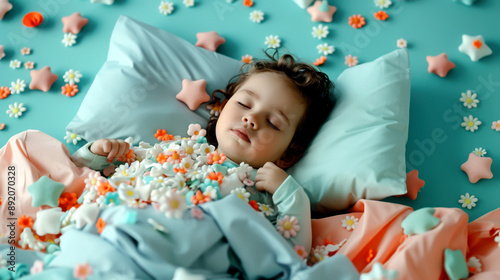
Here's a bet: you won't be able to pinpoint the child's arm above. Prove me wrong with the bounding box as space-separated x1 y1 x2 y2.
255 163 312 253
71 139 130 171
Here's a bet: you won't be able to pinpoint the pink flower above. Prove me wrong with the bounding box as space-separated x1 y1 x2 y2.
24 61 35 69
206 151 226 165
30 260 44 274
73 263 93 280
294 245 309 259
20 47 31 55
187 123 206 140
491 120 500 131
241 54 253 64
276 215 300 239
190 207 204 219
345 54 358 67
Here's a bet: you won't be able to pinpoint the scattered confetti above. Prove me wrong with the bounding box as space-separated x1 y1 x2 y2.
374 10 388 21
345 54 358 67
397 38 407 48
316 43 335 55
459 90 479 109
249 10 264 23
63 69 82 85
312 24 329 39
6 102 27 118
20 47 31 55
492 120 500 131
264 35 281 48
64 131 82 145
348 15 365 29
10 79 26 94
461 115 481 132
473 147 486 157
159 1 174 15
62 33 77 47
24 61 35 69
374 0 392 9
241 54 253 63
10 59 21 69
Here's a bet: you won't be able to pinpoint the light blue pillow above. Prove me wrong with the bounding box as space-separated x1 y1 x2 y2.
66 15 243 144
288 48 411 212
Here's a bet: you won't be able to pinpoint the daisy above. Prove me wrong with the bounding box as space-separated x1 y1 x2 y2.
312 245 329 263
178 157 195 170
341 215 359 231
264 35 281 49
118 183 140 200
166 173 187 189
397 38 407 48
6 102 27 118
241 54 253 64
492 120 500 131
180 139 197 158
348 15 365 29
0 86 10 99
258 203 274 216
24 61 34 69
63 69 82 85
10 79 26 94
374 0 392 9
62 33 77 47
84 171 104 191
203 185 220 200
316 43 335 55
345 54 358 67
187 123 206 140
193 142 215 156
459 90 479 109
467 256 482 274
312 24 329 39
160 189 186 219
73 263 93 280
183 0 194 7
9 59 21 69
159 1 174 15
61 84 79 97
249 10 264 23
458 193 478 209
231 187 250 203
64 131 82 145
461 115 481 132
473 147 487 157
276 215 300 239
21 47 31 55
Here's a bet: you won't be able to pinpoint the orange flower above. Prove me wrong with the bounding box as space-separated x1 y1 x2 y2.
59 192 78 212
191 190 211 205
97 182 115 196
173 167 187 174
156 153 168 164
206 152 226 165
0 86 10 99
154 129 174 141
313 56 327 66
61 83 79 97
348 14 366 28
117 149 136 164
18 215 34 230
374 10 388 21
243 0 253 7
249 200 260 211
473 39 482 49
206 171 224 185
96 218 106 234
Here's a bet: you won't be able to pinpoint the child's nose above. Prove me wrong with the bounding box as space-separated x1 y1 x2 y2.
242 114 258 129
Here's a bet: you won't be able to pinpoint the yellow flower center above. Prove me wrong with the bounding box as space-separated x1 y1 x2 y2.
468 121 474 127
194 131 199 135
91 178 97 185
68 73 75 79
172 153 180 160
204 148 210 153
317 30 323 35
15 84 21 90
465 198 471 204
121 171 129 176
213 154 221 161
185 147 194 154
262 205 269 211
127 190 134 196
185 162 191 169
170 200 179 209
12 108 19 114
70 133 77 139
238 193 246 200
270 39 276 44
283 221 293 231
346 219 354 226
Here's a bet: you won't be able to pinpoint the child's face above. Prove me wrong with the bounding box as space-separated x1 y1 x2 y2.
215 71 306 168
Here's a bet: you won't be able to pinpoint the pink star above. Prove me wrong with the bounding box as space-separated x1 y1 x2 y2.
460 153 493 183
426 53 455 78
61 12 88 34
29 66 58 92
307 0 337 22
0 0 13 20
195 31 225 52
176 79 210 111
396 170 425 200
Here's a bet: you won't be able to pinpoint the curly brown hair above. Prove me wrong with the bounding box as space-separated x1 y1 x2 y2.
206 51 336 168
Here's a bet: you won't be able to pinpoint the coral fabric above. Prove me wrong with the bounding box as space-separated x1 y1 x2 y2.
0 130 93 242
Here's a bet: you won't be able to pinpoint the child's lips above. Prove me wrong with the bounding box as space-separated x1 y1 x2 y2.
232 128 251 143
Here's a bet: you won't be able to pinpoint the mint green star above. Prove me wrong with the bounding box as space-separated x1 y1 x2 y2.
444 249 469 280
27 176 65 207
401 207 440 235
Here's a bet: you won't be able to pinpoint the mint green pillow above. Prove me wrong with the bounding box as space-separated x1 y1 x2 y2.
288 49 411 212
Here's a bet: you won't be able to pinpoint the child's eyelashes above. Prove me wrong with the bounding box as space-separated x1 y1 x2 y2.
238 102 250 109
238 101 280 131
268 120 280 131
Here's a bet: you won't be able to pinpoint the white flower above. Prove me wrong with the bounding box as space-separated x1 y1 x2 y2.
360 262 398 280
374 0 392 9
9 59 21 69
159 189 186 219
249 10 264 23
62 33 77 47
316 43 335 55
159 1 174 15
84 172 104 191
203 185 219 200
63 69 82 85
187 123 206 140
258 203 274 216
458 193 478 209
341 215 359 231
6 102 27 118
193 143 215 156
152 176 169 188
178 157 195 170
312 24 329 39
231 187 250 203
10 79 26 94
264 35 281 49
183 0 194 7
397 38 407 48
64 131 82 145
473 147 487 157
118 183 140 200
83 190 98 204
345 54 358 67
461 115 481 132
276 215 300 239
467 256 482 273
459 90 479 109
166 173 187 189
180 140 197 159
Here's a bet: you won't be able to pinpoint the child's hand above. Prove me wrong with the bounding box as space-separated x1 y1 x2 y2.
255 162 288 195
90 139 130 162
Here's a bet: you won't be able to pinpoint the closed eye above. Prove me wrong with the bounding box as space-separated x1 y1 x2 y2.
238 102 250 109
268 120 280 131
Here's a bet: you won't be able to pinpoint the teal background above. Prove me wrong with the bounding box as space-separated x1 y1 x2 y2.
0 0 499 220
